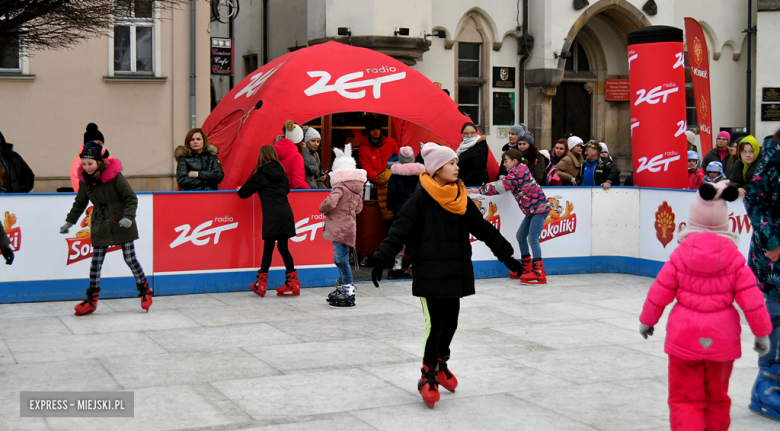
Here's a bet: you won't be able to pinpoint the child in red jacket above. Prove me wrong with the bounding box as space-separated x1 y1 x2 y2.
639 182 772 430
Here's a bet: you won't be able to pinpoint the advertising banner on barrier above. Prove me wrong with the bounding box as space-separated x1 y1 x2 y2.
684 18 714 154
0 194 154 280
639 189 752 262
469 187 592 259
628 27 689 189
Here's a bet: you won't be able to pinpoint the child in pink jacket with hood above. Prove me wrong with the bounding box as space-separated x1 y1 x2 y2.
639 181 773 430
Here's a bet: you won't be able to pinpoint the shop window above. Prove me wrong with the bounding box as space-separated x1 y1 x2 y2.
110 0 158 75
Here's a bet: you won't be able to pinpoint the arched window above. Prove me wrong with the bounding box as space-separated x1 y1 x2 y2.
455 14 489 130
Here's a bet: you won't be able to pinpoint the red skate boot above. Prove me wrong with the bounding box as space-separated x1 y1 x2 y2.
276 270 301 296
137 280 153 312
251 271 268 297
74 287 101 316
437 356 458 392
520 258 547 284
418 364 440 408
510 255 532 279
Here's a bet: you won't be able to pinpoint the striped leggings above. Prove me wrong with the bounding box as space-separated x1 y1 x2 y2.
89 242 146 290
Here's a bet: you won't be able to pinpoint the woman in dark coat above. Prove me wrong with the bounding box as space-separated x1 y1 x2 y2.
729 135 762 196
238 145 300 297
454 122 488 187
176 128 224 191
60 142 151 315
0 131 34 193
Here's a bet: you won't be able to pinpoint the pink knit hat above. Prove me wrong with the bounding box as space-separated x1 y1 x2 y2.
678 182 739 245
716 131 731 142
421 142 457 175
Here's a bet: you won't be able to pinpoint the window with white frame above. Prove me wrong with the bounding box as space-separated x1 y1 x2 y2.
0 38 21 71
457 42 482 127
112 0 156 74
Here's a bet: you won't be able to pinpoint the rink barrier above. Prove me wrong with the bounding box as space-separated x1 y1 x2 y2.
0 187 751 303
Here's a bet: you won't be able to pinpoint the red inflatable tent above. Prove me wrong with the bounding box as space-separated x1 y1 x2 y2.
202 41 497 190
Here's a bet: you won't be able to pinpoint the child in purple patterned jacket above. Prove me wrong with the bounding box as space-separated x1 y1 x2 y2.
468 148 552 284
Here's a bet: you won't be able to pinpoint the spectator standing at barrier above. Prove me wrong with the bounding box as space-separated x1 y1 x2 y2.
387 146 425 279
320 144 366 307
303 127 328 189
687 151 705 190
238 145 301 297
455 122 488 187
703 161 727 184
729 135 761 197
175 128 224 191
556 136 584 186
576 141 620 190
703 131 736 178
371 142 523 409
744 129 780 421
359 119 398 222
60 142 152 315
275 120 310 190
0 216 14 265
0 131 34 194
550 139 568 166
70 123 107 192
497 124 528 179
599 143 613 162
471 148 552 284
639 181 772 430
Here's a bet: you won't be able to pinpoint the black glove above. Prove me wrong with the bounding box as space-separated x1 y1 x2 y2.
501 257 523 274
2 247 14 265
371 259 384 287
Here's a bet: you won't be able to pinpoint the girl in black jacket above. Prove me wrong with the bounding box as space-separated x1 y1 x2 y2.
237 145 300 297
372 142 522 409
176 128 225 191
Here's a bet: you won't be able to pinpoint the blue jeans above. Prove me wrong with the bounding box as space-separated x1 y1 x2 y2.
759 293 780 368
333 242 352 285
517 212 547 259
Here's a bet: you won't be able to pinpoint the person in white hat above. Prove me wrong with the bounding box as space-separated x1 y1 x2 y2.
555 136 584 185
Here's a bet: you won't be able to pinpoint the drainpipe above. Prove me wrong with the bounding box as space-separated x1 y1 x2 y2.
745 0 756 134
190 0 197 129
263 0 269 64
518 0 533 124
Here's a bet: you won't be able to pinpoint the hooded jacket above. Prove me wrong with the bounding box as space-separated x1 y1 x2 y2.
175 144 224 191
729 136 762 192
319 168 366 247
70 143 110 192
640 232 772 361
456 135 489 187
303 146 324 189
358 135 399 185
387 161 426 215
237 161 296 240
575 156 620 187
687 168 705 190
702 146 736 178
555 151 583 185
65 158 139 247
274 138 310 190
0 143 34 193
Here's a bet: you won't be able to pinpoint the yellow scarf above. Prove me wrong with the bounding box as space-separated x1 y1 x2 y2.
419 172 468 215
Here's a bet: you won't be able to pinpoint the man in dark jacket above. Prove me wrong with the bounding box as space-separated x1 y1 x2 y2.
576 140 620 189
702 131 736 178
0 132 34 193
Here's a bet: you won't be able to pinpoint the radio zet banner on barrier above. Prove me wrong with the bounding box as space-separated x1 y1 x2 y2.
153 191 333 274
469 188 592 260
628 29 689 189
0 195 154 281
639 189 752 262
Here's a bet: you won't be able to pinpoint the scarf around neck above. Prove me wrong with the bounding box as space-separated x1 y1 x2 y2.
369 134 385 148
455 137 478 157
419 172 468 215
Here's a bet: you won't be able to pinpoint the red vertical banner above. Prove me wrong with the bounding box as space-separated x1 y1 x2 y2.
628 26 689 189
684 18 714 154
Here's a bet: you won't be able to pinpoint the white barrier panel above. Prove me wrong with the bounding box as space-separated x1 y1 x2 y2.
639 189 752 262
470 187 592 260
0 195 154 281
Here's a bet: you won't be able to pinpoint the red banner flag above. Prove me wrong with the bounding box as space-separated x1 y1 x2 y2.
684 18 714 154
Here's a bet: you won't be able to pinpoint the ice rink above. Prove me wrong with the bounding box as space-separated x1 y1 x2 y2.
0 273 775 430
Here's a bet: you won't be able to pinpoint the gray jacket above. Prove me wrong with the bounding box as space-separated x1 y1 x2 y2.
303 147 324 189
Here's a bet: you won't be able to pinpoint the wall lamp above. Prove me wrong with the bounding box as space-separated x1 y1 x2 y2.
424 30 447 39
394 27 410 36
338 27 351 36
554 51 573 59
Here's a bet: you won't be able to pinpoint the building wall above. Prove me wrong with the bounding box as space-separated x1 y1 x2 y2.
756 9 780 140
0 3 212 192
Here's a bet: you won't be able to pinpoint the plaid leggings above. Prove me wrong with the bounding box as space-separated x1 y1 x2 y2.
89 242 146 290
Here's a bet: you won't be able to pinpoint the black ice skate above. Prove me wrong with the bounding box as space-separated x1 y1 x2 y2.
328 284 356 308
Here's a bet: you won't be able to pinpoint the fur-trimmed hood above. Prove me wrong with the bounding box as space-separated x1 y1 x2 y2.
175 144 219 161
330 168 367 187
78 157 123 183
391 162 425 176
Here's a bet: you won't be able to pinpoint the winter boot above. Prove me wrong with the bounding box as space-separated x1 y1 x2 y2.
520 258 547 284
276 270 301 296
329 284 356 308
137 280 153 312
437 356 458 393
749 363 780 421
74 287 101 316
251 271 268 297
510 255 532 279
418 363 440 408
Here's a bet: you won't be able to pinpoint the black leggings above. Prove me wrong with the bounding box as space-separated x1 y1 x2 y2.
260 238 295 273
420 297 460 369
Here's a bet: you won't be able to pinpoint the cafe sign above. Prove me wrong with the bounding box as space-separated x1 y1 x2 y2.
211 38 233 76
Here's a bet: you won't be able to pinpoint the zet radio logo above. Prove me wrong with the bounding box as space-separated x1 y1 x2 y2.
541 197 577 243
65 207 121 265
4 211 21 251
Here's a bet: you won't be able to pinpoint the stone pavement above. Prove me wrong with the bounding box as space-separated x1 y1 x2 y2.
0 273 776 431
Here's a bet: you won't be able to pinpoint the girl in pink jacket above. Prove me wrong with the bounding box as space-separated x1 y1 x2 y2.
639 182 773 431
